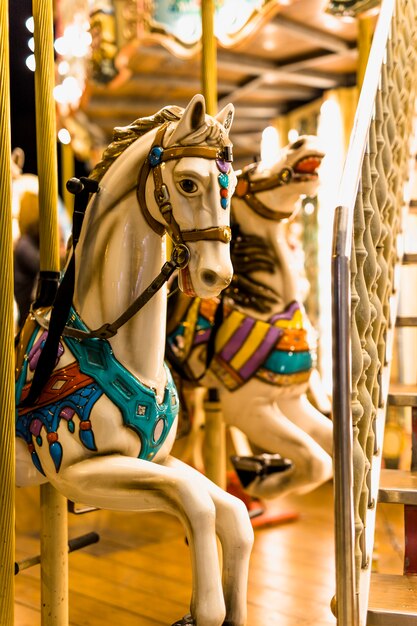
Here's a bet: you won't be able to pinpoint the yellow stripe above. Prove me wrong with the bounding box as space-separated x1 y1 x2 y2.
274 309 303 329
230 320 270 370
216 310 246 350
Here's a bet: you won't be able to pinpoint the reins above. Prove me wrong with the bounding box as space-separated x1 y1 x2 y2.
22 123 233 406
234 164 294 221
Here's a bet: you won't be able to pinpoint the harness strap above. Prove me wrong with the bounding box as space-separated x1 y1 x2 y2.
235 166 294 221
137 124 233 244
21 177 100 407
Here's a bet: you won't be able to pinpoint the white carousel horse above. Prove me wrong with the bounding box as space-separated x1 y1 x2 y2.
167 136 333 500
15 95 253 626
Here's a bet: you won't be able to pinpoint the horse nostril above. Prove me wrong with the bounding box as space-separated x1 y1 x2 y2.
201 270 218 286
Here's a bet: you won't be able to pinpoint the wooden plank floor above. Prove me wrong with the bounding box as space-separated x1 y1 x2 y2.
14 481 335 625
15 483 335 626
14 481 404 625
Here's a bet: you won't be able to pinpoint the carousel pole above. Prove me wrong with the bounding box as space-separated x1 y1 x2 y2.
201 0 227 491
0 3 15 624
32 1 69 624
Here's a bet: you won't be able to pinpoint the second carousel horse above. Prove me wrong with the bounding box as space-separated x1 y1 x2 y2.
167 136 333 500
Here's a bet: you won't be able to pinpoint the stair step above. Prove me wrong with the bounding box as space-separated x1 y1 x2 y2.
367 573 417 625
396 316 417 327
388 387 417 407
378 469 417 505
402 253 417 264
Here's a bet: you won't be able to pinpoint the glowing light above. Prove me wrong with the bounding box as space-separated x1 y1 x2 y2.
215 0 263 40
28 37 35 52
58 128 71 145
260 126 280 169
58 60 70 76
175 15 201 44
54 36 68 56
25 55 36 72
53 77 82 105
288 128 299 143
25 17 34 33
304 201 315 215
317 95 345 395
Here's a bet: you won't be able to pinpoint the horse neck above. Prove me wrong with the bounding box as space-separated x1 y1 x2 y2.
232 197 299 318
73 130 168 398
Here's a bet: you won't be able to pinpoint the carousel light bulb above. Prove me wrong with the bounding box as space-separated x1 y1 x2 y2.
25 54 36 72
58 128 71 144
288 128 299 143
28 37 35 52
54 36 68 56
304 201 315 215
58 60 70 75
25 17 34 33
53 76 82 105
260 126 280 169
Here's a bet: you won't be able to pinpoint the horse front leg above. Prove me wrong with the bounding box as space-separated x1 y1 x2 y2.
47 455 227 626
166 456 254 626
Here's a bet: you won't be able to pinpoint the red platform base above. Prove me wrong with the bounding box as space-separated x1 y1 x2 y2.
226 471 299 529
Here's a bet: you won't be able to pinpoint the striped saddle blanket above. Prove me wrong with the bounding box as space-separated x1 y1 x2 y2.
167 299 314 391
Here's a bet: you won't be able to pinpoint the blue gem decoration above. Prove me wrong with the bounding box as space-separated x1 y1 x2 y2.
79 428 96 451
49 441 63 472
36 435 42 446
31 450 45 476
218 173 229 188
221 197 228 210
149 146 164 167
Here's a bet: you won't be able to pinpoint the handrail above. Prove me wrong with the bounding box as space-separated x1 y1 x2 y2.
335 0 395 259
331 0 417 624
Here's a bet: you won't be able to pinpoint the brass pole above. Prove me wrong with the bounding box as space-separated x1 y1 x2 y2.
33 0 60 272
32 1 68 624
201 2 227 489
60 142 74 216
357 16 373 92
201 0 217 116
0 2 15 623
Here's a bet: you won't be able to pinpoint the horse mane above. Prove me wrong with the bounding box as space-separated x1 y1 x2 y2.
90 104 226 182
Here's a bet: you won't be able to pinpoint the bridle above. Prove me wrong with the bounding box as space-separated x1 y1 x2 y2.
137 123 233 251
234 163 294 221
23 122 234 406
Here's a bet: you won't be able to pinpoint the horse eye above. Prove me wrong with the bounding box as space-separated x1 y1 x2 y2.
179 179 198 193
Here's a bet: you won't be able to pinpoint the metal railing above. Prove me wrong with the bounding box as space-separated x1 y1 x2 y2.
331 0 417 624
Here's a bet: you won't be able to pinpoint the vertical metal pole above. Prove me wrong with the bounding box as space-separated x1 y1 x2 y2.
201 0 217 116
0 2 15 623
60 142 74 216
201 1 227 488
357 17 373 92
332 206 358 626
32 1 68 624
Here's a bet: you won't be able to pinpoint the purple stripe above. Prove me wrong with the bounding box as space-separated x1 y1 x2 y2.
220 317 256 361
239 326 283 380
269 301 300 324
194 329 211 345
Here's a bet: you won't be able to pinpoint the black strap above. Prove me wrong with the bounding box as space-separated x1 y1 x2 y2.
165 294 225 386
20 177 99 407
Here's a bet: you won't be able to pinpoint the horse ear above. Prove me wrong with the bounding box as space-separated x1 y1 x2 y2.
216 103 234 135
12 147 25 170
169 94 207 145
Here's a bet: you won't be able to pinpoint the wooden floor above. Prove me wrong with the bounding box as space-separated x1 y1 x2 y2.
14 481 404 626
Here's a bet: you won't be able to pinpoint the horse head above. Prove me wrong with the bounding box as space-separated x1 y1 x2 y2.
144 94 236 299
234 135 324 222
83 94 236 306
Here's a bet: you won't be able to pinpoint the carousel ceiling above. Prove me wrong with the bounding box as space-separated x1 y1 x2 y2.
65 0 378 166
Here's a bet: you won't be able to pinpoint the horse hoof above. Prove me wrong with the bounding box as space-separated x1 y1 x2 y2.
171 615 195 626
231 453 293 488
